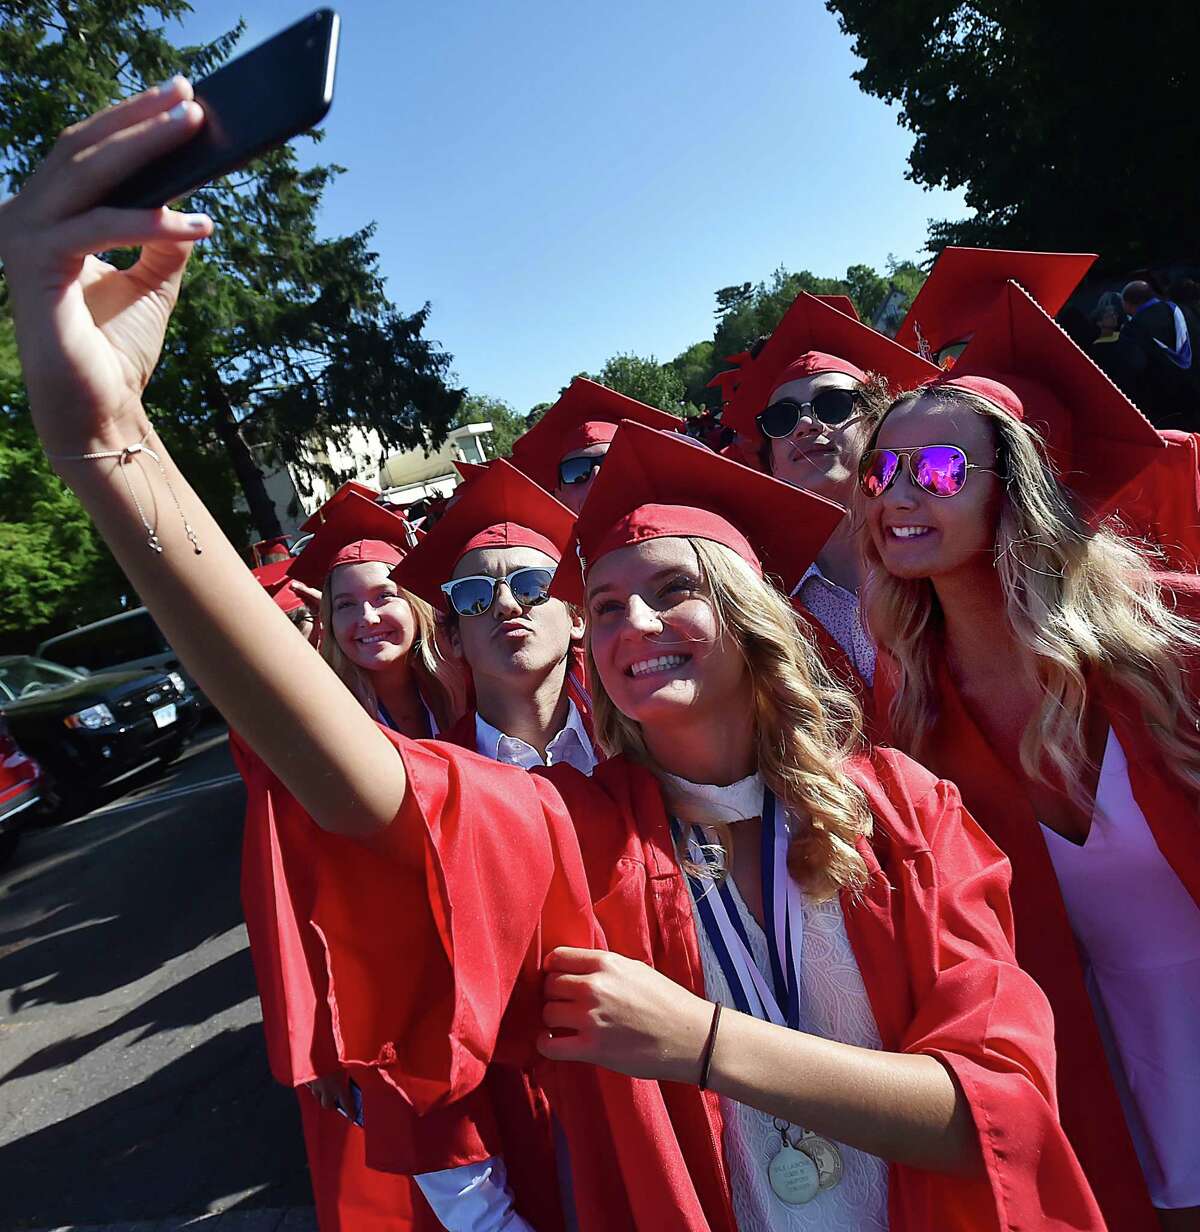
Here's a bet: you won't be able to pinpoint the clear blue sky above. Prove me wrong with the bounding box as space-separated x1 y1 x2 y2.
176 1 969 412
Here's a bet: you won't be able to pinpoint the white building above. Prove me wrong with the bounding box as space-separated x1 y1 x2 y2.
250 422 493 535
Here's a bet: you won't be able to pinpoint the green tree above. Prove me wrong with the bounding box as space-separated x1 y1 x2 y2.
824 1 1200 266
711 266 844 368
0 1 464 544
453 394 528 460
669 340 716 407
663 258 927 414
593 354 692 415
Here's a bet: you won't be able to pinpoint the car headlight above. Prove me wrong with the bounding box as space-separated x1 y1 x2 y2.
64 703 115 730
167 672 187 695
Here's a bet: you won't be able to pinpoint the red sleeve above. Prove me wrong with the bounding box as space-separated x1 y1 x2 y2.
230 729 342 1086
891 770 1104 1231
310 730 599 1115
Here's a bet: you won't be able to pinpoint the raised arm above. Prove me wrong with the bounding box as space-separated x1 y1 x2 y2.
0 79 404 837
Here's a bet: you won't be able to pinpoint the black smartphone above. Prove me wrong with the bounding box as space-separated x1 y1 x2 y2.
102 8 340 209
335 1078 365 1128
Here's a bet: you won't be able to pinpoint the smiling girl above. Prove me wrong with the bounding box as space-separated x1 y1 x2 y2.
859 284 1200 1231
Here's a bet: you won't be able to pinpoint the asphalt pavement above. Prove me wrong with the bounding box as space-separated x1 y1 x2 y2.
0 723 315 1231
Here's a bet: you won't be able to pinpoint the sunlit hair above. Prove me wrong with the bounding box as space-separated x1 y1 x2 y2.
758 370 893 476
318 571 465 732
587 538 873 898
860 386 1200 806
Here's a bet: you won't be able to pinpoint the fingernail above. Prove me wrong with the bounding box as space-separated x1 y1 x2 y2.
182 214 210 230
158 74 184 92
167 101 192 122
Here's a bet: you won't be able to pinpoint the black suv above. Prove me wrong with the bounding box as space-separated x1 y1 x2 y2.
0 656 200 809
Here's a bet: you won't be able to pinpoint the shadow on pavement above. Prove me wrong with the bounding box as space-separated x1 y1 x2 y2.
0 727 314 1226
0 729 246 1012
0 1025 312 1228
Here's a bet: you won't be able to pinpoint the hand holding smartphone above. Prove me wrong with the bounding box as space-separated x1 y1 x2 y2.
102 8 340 209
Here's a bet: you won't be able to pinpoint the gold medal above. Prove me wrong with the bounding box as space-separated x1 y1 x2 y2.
768 1123 820 1205
798 1132 844 1191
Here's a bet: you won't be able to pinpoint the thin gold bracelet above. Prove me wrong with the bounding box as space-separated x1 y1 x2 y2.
51 426 202 555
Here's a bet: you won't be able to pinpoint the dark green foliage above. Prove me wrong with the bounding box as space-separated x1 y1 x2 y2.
453 394 529 460
824 1 1200 265
0 1 462 641
0 1 463 545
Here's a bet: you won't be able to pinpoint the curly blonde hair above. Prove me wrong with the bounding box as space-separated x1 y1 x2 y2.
319 574 465 733
587 538 873 898
860 386 1200 807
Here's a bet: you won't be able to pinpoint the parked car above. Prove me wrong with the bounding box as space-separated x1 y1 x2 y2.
0 715 47 865
0 656 200 811
37 607 209 709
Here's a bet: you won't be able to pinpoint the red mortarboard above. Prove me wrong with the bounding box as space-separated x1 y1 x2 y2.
935 280 1164 517
509 378 683 492
719 292 942 440
287 492 417 588
551 422 845 604
454 459 490 483
394 460 576 611
814 294 860 321
251 559 305 614
894 247 1097 360
299 481 382 533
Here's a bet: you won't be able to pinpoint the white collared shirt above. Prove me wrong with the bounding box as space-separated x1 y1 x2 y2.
792 562 876 686
474 698 596 775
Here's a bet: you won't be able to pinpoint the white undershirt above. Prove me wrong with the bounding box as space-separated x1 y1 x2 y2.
1041 729 1200 1209
660 771 889 1230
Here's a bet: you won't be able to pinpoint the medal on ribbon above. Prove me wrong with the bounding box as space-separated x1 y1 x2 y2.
678 789 844 1201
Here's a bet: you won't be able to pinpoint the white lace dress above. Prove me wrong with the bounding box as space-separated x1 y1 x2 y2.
667 772 890 1231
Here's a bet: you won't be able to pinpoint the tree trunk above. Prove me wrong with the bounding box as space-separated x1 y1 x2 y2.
203 368 284 542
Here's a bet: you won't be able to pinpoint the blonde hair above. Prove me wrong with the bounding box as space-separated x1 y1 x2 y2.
861 386 1200 807
319 572 465 732
588 538 873 897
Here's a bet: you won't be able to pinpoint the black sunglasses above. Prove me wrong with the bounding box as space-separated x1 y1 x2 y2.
557 454 604 487
756 389 863 438
440 567 555 617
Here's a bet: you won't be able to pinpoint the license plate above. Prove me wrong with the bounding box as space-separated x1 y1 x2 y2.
152 703 177 729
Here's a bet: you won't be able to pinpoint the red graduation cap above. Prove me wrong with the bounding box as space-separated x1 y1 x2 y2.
509 378 683 492
720 292 942 440
894 247 1097 360
251 559 305 614
299 481 382 533
938 280 1164 517
814 294 859 321
394 460 576 612
454 459 490 482
287 491 418 588
551 421 846 605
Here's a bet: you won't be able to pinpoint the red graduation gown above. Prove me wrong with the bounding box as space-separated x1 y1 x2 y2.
872 574 1200 1230
310 734 1102 1231
231 731 442 1232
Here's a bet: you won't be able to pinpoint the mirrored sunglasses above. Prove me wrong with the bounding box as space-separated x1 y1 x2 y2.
558 454 605 487
858 444 1001 499
440 567 556 617
756 389 862 438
